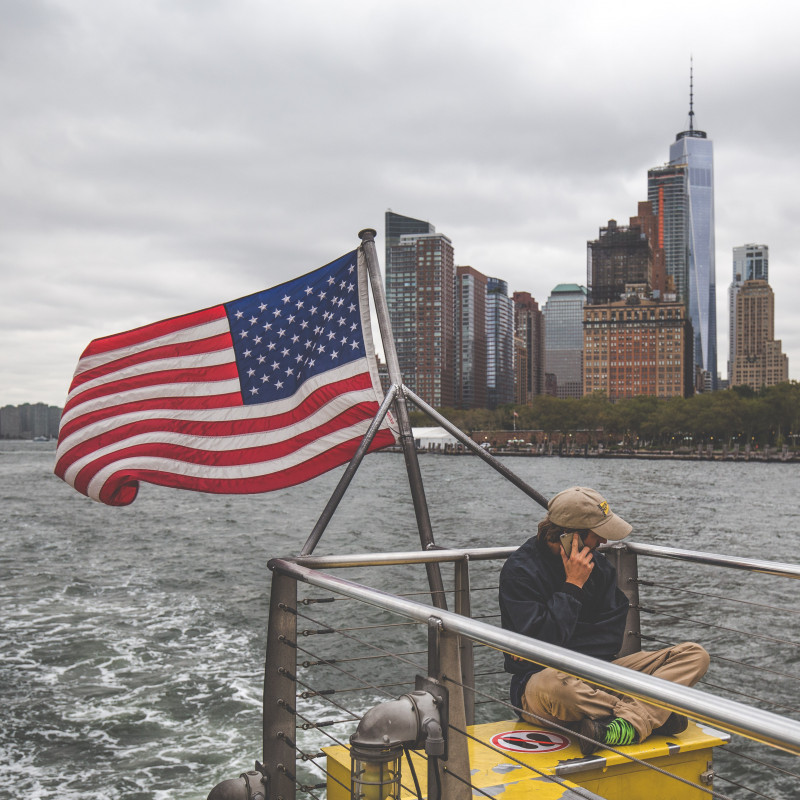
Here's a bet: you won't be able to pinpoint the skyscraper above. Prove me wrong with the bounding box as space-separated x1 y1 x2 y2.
455 266 488 409
648 69 718 389
730 279 788 389
728 244 769 382
486 277 515 409
512 291 544 402
587 217 655 306
385 216 455 407
543 284 587 399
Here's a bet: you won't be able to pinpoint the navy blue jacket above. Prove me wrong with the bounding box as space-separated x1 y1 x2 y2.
498 535 628 709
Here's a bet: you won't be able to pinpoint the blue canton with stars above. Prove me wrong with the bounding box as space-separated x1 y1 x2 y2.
224 250 366 405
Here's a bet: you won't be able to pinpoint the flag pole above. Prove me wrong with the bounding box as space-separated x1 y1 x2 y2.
358 228 447 611
298 384 399 556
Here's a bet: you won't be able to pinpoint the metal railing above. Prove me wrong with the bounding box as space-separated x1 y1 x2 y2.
260 543 800 799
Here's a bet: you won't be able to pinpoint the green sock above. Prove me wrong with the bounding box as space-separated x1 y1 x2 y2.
604 718 637 746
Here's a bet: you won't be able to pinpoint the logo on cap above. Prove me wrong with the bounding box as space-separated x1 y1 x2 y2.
598 500 609 517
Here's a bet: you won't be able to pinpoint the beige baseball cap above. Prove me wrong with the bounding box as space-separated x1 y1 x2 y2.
547 486 632 541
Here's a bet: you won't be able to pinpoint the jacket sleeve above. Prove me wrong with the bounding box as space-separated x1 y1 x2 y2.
499 560 585 649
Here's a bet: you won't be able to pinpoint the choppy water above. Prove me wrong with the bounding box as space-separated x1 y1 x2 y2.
1 441 798 799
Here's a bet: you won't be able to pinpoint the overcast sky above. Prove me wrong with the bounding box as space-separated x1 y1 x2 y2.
3 0 799 408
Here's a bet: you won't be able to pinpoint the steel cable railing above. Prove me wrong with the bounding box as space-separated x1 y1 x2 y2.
290 593 756 800
265 548 800 800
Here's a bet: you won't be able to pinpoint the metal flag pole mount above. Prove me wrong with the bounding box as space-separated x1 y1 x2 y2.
358 228 447 610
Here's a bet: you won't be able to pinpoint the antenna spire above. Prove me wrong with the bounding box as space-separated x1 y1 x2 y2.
688 56 695 132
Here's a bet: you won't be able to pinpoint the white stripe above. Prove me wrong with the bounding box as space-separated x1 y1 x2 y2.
58 377 243 428
67 347 236 404
85 417 377 501
56 359 376 458
74 317 230 376
61 387 380 487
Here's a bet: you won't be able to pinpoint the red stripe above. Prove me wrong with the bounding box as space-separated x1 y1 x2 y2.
80 305 227 358
62 362 240 417
96 429 397 506
70 332 233 391
57 392 245 444
72 402 382 496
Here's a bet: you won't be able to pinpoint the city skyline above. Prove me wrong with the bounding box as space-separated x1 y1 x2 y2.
2 1 800 407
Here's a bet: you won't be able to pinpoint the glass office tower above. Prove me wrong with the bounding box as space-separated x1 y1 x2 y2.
669 125 717 389
647 74 718 390
543 284 587 399
486 277 515 409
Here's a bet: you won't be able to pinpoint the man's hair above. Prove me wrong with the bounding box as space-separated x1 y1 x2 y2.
537 518 592 545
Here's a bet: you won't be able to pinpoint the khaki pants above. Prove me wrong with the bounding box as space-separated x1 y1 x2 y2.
521 642 710 741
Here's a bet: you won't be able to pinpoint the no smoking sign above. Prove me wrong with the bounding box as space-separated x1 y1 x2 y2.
490 729 570 754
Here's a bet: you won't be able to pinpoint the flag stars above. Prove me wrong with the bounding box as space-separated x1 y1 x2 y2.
275 380 284 389
243 349 252 357
260 374 270 383
327 330 336 341
331 350 339 359
318 290 327 300
263 321 273 331
259 302 268 312
285 366 294 376
247 368 256 377
338 316 346 326
282 294 291 304
254 335 262 344
281 347 290 357
347 282 355 292
305 285 313 295
350 323 357 332
349 303 356 312
235 310 244 319
350 340 360 350
249 316 258 325
278 328 286 337
267 341 276 350
295 353 304 363
291 334 299 343
305 339 313 349
257 355 266 364
348 264 355 273
327 276 335 285
310 306 318 315
287 314 296 323
295 300 304 309
239 330 249 339
341 336 348 345
308 358 316 368
273 308 282 317
340 280 347 290
249 386 259 395
300 320 309 329
317 344 325 354
272 361 280 370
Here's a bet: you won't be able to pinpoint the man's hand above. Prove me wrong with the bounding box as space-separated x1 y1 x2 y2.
561 532 594 588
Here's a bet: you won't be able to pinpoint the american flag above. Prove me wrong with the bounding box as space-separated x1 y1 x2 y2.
55 249 398 506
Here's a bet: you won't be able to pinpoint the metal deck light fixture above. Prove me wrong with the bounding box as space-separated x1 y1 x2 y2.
350 689 445 800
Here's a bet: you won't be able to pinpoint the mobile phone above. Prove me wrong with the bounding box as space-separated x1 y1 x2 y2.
560 532 585 557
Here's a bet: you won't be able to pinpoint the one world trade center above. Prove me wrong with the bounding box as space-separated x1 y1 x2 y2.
648 72 717 390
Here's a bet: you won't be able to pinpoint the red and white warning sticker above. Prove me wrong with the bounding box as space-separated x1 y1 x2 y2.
490 730 570 753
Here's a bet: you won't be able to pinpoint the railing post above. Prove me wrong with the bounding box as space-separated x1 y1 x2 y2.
262 569 298 800
606 543 641 657
426 617 471 800
454 558 475 726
